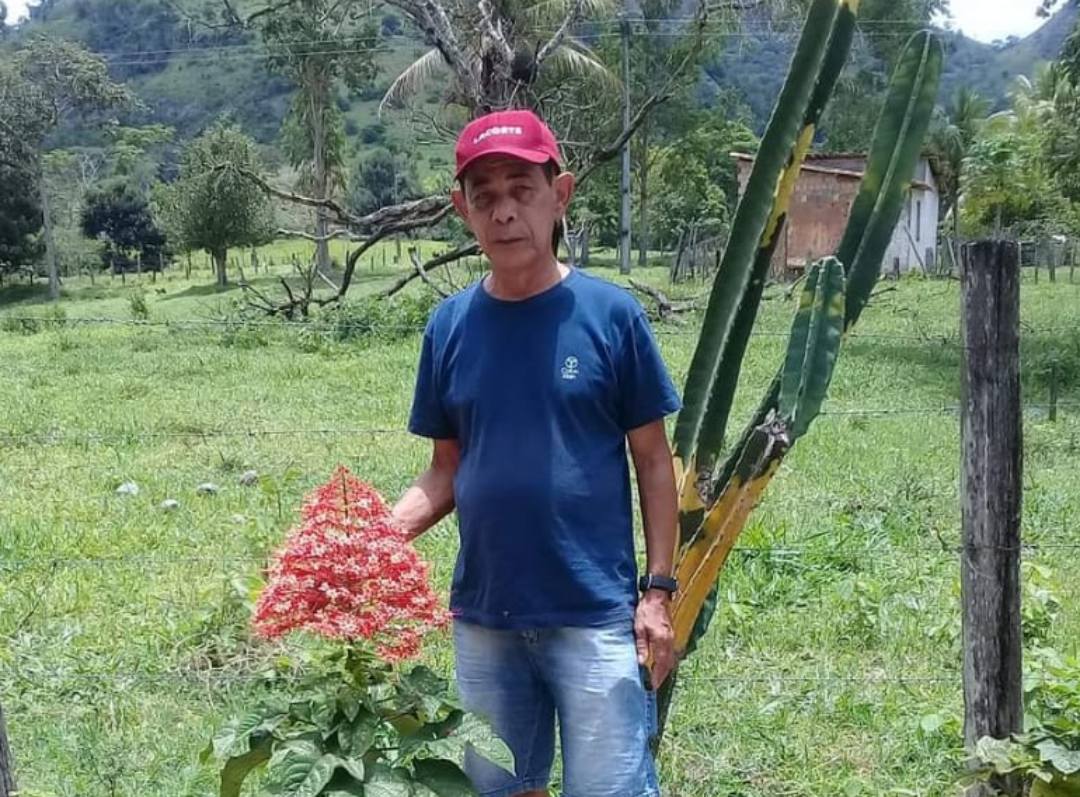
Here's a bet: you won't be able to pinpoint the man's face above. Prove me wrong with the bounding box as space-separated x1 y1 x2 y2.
452 156 575 271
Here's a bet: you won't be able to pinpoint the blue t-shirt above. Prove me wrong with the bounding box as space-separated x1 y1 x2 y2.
408 268 682 629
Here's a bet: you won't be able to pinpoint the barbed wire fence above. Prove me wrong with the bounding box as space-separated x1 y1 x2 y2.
1 253 1079 791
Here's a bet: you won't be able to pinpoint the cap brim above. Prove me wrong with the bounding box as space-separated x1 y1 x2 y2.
455 147 554 179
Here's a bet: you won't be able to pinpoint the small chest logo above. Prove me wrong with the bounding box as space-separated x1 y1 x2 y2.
560 356 580 381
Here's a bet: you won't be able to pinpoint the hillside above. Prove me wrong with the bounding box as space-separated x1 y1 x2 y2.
6 0 438 160
704 3 1079 125
7 0 1079 152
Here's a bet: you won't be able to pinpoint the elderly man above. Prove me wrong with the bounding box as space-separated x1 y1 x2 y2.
392 108 681 797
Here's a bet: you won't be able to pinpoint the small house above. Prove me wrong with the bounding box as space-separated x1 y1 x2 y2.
732 152 940 279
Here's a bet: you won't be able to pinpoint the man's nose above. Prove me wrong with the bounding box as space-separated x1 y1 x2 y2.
492 196 518 224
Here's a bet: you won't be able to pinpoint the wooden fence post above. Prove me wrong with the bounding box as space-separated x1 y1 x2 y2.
0 702 16 797
960 240 1024 797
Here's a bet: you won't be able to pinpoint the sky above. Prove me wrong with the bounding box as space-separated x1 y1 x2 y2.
0 0 1059 43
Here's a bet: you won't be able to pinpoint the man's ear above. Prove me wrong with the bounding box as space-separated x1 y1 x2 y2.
554 171 576 216
451 186 469 221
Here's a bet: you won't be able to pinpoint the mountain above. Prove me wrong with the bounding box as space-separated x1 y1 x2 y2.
5 0 1079 154
703 3 1080 125
938 3 1079 108
3 0 436 162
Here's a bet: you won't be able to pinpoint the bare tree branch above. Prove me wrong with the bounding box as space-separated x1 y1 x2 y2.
535 0 585 67
276 227 363 242
479 0 513 63
409 247 449 297
381 241 480 298
218 162 447 230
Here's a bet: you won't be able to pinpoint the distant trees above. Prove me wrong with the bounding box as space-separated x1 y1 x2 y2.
81 182 169 272
156 122 274 287
261 0 379 277
0 36 131 298
0 165 44 278
346 147 421 217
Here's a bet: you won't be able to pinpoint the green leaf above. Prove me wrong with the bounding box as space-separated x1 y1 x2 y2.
451 714 514 774
401 666 450 698
341 756 366 782
207 705 288 760
1038 741 1080 775
413 759 477 797
974 736 1023 773
364 762 414 797
218 733 273 797
338 690 362 723
312 695 339 731
1032 773 1080 797
339 708 381 758
265 741 340 797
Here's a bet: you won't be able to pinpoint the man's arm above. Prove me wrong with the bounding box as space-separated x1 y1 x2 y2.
627 419 679 688
392 438 460 541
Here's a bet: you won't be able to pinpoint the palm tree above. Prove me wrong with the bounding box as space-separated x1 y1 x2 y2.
379 0 619 118
927 86 989 239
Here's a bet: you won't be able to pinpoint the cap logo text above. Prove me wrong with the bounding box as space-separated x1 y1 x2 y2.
472 125 524 145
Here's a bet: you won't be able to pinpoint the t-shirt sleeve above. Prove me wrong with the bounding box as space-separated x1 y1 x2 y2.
616 310 682 431
407 325 455 439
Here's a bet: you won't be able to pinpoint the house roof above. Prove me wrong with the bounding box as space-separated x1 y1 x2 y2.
730 152 936 192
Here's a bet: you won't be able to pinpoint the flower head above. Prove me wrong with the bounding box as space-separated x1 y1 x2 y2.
252 466 449 662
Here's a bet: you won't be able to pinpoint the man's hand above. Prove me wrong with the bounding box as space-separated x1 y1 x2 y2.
635 590 675 689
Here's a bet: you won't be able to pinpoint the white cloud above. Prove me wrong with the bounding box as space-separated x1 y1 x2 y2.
945 0 1046 43
4 0 31 23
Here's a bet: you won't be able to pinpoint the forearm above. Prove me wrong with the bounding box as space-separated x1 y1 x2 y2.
392 467 455 541
637 457 678 577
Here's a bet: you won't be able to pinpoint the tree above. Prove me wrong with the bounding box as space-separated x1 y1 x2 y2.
81 182 169 272
261 0 379 277
0 164 43 278
346 147 421 216
651 111 758 253
961 73 1069 235
0 36 131 299
156 122 274 286
927 86 989 238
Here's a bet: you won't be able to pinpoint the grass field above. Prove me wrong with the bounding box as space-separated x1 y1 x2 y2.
2 251 1079 796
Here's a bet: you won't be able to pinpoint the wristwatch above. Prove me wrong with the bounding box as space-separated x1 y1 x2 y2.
638 573 678 595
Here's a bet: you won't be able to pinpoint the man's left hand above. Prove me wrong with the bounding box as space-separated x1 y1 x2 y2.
634 590 675 689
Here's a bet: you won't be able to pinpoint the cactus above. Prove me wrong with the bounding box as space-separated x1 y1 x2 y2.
778 257 845 441
656 28 944 739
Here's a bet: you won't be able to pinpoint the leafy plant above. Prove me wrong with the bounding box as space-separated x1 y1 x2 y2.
202 652 512 797
973 648 1080 796
204 467 510 796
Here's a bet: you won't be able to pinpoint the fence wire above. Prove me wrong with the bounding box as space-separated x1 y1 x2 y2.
2 308 1078 712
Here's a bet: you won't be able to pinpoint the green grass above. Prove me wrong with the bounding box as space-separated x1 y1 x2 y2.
2 257 1080 796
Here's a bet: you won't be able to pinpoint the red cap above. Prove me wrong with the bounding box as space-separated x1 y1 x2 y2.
454 109 561 179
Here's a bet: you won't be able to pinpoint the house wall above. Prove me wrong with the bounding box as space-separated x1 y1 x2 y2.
733 156 940 278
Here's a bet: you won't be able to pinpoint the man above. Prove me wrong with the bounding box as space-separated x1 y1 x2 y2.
391 108 681 797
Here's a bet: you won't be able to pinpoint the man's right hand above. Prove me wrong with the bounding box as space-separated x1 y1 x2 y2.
391 438 460 540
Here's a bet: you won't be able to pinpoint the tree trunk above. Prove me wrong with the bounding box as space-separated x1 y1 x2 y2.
580 225 590 268
0 702 16 797
40 166 59 301
637 120 651 269
310 69 333 278
212 248 228 287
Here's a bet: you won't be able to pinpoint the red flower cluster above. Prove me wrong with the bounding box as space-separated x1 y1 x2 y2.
252 466 449 662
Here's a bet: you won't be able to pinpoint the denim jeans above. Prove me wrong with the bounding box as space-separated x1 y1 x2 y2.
453 618 660 797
